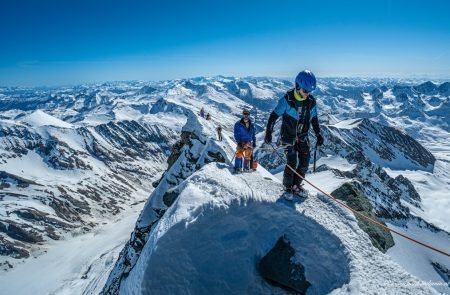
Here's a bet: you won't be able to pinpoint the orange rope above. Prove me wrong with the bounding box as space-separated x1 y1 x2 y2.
270 144 450 257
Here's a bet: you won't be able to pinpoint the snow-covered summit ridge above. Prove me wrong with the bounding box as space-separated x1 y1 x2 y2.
102 111 232 294
104 111 440 294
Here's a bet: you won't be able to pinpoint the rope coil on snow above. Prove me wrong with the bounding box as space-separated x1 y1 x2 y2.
269 144 450 258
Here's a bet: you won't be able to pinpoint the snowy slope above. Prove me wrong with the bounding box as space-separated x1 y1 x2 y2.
105 109 443 294
0 197 146 295
123 164 439 294
20 110 74 128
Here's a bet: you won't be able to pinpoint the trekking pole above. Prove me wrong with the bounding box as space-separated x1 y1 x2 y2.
313 142 318 173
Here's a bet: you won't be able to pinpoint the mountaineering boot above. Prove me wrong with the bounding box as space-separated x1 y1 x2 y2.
292 184 308 198
283 188 294 201
244 159 251 172
234 167 243 174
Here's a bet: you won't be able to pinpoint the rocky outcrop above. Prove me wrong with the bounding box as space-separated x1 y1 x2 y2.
331 182 395 253
259 236 311 294
0 236 29 258
36 136 92 170
0 219 44 244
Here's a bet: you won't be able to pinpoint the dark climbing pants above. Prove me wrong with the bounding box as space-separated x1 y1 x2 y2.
283 137 310 189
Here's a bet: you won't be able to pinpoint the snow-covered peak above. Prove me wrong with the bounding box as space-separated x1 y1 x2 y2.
20 110 73 128
124 163 442 294
103 110 445 294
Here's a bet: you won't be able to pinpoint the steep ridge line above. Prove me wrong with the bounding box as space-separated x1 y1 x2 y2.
268 143 450 257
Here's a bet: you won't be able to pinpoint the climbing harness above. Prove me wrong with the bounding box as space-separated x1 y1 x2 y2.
269 143 450 257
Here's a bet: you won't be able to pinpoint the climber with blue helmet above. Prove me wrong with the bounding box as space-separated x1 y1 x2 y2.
234 108 256 172
264 70 324 198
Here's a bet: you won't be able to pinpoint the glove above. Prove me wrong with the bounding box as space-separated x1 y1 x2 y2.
264 132 272 144
252 142 256 148
316 133 324 146
239 142 246 148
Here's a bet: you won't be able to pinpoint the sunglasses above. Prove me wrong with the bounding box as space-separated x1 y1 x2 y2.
243 113 250 117
297 88 309 95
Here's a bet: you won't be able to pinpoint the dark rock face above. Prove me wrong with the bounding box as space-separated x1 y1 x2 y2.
0 220 44 244
331 182 395 253
162 187 179 207
206 151 226 163
390 174 421 208
149 98 185 115
438 82 450 95
0 118 177 262
325 118 435 170
414 81 438 94
432 262 450 284
259 236 311 294
0 171 41 187
12 208 72 232
167 131 193 169
138 85 156 95
339 151 414 218
0 236 29 258
316 119 434 218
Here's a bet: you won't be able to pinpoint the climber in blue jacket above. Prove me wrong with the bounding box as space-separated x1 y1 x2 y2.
264 70 324 195
233 108 256 172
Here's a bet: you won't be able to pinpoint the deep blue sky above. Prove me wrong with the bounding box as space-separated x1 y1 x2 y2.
1 0 449 86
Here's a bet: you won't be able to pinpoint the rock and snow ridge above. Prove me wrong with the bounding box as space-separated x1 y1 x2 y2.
0 76 449 294
103 109 441 294
257 117 433 219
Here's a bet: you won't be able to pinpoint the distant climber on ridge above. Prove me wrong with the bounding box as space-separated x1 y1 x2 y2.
217 125 223 141
234 108 256 172
200 107 205 118
264 70 324 198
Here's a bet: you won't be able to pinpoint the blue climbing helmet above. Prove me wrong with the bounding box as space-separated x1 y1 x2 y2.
295 70 317 93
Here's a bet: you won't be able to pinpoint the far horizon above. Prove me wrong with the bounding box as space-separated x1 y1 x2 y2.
1 74 449 89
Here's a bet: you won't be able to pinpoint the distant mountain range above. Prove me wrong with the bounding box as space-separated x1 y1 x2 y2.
0 77 449 294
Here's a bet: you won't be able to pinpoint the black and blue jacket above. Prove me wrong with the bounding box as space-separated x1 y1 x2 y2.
266 89 321 144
